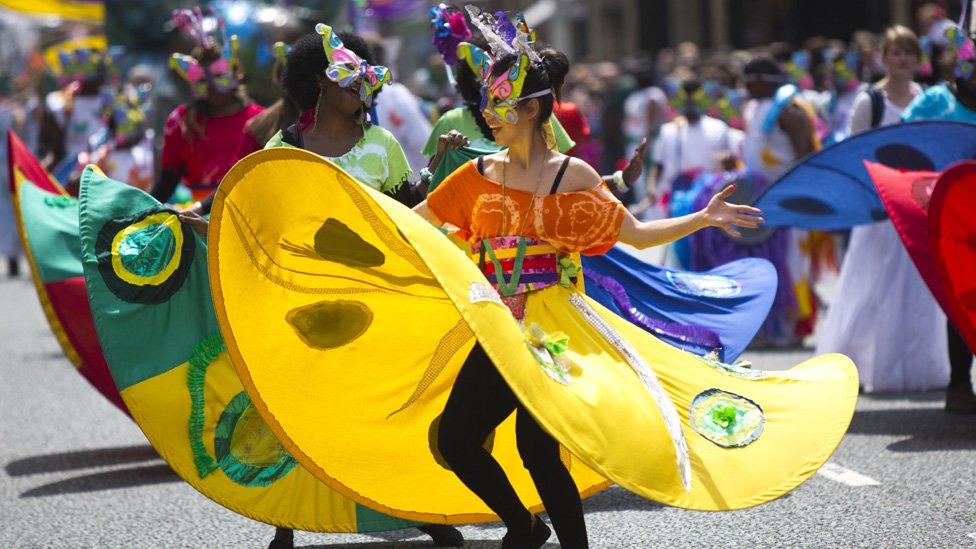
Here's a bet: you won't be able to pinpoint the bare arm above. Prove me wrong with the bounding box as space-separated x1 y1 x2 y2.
618 185 764 249
778 104 815 159
412 199 443 226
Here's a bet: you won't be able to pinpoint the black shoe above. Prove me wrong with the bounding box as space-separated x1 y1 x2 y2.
267 527 294 549
7 257 19 278
416 523 464 547
946 385 976 414
501 515 551 549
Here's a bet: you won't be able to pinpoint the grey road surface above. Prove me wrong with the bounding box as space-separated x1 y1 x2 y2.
1 277 975 548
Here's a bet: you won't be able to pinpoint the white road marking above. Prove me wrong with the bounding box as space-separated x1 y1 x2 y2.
965 532 976 540
817 462 881 486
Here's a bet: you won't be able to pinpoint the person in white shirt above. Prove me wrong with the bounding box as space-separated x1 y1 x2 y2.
649 79 735 205
816 25 948 393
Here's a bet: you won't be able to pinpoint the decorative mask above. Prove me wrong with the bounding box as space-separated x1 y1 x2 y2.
56 46 118 88
457 42 548 125
429 3 471 66
169 8 240 99
831 51 861 92
100 83 151 146
786 50 814 90
945 24 976 80
316 23 391 108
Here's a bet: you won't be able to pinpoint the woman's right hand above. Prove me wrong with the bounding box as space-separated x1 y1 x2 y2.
435 130 469 156
178 210 209 239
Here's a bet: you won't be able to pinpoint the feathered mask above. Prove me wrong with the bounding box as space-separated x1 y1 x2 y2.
945 24 976 80
100 83 152 146
56 46 119 88
430 4 471 66
168 8 240 99
830 50 861 92
785 50 814 90
316 23 391 108
458 6 550 124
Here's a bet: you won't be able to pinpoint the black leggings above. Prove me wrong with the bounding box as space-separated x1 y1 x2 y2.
437 343 588 549
948 320 974 388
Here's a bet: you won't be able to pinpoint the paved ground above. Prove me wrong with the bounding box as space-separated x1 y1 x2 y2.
2 275 975 548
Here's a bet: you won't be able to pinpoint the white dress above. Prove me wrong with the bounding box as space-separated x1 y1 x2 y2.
815 83 949 392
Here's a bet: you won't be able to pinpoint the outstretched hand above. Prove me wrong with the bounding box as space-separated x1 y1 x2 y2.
178 210 209 239
621 137 649 185
702 185 763 238
435 130 470 156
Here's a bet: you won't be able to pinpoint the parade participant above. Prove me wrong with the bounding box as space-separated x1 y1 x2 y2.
902 9 976 412
83 83 155 190
39 44 116 186
649 79 736 212
205 15 858 549
149 8 264 213
187 24 461 547
816 25 947 393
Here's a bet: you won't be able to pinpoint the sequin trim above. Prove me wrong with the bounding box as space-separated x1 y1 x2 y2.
469 282 505 306
569 293 691 492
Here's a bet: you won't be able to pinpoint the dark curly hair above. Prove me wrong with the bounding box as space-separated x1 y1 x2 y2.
282 30 380 112
488 48 569 129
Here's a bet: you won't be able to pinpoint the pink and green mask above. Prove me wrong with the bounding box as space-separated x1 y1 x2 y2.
457 42 549 124
316 23 391 108
168 8 240 99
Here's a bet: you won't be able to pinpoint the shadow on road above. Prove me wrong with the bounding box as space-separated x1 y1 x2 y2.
6 444 159 476
19 464 179 498
848 407 976 452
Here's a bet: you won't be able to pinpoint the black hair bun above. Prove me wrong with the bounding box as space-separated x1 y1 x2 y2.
538 49 569 100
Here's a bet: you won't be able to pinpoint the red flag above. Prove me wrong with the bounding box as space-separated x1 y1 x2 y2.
7 129 66 196
930 161 976 353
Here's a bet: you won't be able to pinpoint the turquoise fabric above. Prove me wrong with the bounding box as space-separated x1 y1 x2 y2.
118 224 177 278
902 83 976 123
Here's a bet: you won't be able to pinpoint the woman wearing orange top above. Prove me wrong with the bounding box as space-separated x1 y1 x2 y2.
413 46 762 549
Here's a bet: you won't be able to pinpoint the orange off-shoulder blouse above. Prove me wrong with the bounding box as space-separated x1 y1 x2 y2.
426 161 626 255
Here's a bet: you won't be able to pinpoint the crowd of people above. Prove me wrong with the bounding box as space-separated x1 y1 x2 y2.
1 2 974 548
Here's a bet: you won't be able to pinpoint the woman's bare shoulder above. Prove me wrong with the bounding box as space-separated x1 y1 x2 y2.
556 156 603 193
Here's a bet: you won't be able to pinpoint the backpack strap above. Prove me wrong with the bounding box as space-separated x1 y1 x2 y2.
868 86 886 129
549 157 572 195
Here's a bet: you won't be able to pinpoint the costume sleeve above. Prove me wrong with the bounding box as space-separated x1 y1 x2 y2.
425 166 472 240
578 185 627 256
901 87 942 122
160 106 188 172
263 130 286 150
382 131 413 193
847 91 872 135
237 130 261 159
551 115 576 153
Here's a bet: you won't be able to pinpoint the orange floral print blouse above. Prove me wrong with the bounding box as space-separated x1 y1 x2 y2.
427 161 626 255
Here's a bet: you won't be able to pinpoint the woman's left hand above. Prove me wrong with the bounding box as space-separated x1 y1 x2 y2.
701 185 763 238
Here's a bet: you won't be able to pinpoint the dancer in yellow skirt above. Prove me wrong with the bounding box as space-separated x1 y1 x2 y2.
200 12 858 549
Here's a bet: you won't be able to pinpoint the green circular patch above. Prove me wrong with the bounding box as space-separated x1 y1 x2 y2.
118 223 177 278
95 207 195 304
214 391 297 487
690 388 764 448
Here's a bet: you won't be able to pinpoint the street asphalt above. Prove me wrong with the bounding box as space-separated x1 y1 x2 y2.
1 275 975 548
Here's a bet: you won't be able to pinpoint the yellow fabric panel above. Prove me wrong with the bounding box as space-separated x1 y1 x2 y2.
522 287 857 509
120 352 362 532
210 148 857 520
210 149 608 523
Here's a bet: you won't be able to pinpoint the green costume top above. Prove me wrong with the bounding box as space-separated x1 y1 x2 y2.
266 124 412 193
421 107 575 157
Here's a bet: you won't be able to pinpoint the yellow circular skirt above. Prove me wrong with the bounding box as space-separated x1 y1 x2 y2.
210 148 858 522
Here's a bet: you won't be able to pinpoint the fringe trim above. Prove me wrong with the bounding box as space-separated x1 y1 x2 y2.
186 334 227 479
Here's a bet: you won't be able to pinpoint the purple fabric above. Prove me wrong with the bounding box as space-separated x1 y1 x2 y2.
584 268 723 352
688 173 795 341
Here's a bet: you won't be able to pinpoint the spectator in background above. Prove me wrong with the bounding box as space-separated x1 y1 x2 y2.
622 56 669 205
